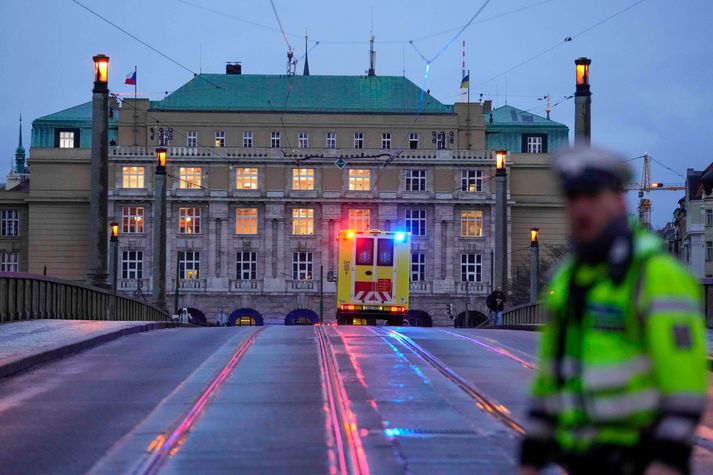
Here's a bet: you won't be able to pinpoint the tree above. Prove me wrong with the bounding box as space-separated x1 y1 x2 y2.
508 243 569 306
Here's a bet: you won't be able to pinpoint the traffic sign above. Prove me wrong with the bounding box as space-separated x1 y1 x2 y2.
335 158 346 169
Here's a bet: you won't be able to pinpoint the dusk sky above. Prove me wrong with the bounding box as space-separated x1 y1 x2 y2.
1 0 710 226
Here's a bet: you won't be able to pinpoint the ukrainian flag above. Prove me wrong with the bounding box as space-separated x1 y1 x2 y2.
460 73 470 89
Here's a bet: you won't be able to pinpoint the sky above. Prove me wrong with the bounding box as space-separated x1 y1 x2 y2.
1 0 711 227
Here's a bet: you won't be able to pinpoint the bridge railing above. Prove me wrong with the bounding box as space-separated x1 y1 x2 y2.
500 302 547 327
0 273 167 323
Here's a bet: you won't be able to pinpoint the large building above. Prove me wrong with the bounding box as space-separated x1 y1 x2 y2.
3 64 569 325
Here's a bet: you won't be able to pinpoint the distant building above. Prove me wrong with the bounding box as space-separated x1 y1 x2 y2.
12 67 569 325
0 118 29 272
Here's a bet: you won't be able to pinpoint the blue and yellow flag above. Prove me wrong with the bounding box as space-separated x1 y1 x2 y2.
460 73 470 89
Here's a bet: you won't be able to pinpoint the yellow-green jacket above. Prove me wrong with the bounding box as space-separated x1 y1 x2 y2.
520 228 708 471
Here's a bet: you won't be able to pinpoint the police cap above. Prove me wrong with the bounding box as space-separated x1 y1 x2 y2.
553 146 632 198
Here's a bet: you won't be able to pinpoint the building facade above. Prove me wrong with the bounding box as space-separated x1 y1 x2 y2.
18 68 568 325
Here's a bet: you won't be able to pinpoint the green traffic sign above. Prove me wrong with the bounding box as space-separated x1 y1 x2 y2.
335 158 346 169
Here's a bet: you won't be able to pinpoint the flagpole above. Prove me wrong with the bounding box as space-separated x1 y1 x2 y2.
134 66 137 100
467 69 470 104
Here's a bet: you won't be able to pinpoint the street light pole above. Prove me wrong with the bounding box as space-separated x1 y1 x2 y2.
109 222 119 319
494 150 508 292
152 148 168 313
529 228 540 304
574 57 592 146
87 54 110 287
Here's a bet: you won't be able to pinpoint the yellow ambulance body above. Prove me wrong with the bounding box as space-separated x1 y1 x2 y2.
336 229 410 325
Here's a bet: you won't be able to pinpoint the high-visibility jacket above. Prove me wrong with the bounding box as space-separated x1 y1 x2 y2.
521 228 708 471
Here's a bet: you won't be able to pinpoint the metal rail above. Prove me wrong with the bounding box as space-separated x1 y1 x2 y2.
316 325 371 475
138 327 266 475
499 302 546 326
0 273 166 322
376 327 524 435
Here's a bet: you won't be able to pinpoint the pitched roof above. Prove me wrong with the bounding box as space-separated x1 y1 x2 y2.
486 105 567 129
150 74 453 114
34 101 120 124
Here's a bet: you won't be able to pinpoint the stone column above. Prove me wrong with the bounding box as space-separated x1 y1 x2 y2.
152 160 167 312
87 55 110 287
574 57 592 146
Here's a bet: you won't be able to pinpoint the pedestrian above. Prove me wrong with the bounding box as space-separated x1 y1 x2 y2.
486 288 506 325
518 147 708 475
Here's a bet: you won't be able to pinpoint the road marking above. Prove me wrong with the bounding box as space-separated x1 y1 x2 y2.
440 329 537 369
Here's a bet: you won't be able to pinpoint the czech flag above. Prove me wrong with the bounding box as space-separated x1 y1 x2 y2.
125 70 136 85
459 73 470 89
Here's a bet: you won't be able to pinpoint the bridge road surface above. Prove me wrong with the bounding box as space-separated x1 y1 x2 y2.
0 326 710 474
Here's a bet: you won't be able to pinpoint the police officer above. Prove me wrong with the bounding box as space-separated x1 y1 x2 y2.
519 147 708 475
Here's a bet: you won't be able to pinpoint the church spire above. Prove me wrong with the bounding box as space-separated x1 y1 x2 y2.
15 115 26 174
303 31 310 76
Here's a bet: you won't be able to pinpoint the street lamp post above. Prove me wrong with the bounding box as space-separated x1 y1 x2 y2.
87 54 110 287
574 57 592 146
109 222 119 319
529 227 540 304
494 150 508 292
152 148 168 312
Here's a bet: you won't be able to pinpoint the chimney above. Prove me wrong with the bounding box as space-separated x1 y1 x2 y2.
226 62 242 75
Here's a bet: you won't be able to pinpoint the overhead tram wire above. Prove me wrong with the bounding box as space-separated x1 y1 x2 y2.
71 0 224 91
474 0 649 89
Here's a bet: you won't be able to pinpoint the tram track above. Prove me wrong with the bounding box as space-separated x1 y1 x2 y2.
134 327 266 475
374 327 525 435
316 324 371 475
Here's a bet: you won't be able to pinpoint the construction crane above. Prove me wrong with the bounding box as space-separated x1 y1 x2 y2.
625 153 685 228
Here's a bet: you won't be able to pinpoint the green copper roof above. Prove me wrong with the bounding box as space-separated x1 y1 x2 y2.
151 74 453 114
486 105 567 129
34 101 119 124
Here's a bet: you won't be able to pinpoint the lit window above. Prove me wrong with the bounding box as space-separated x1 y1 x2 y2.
121 250 143 279
527 136 543 153
354 132 364 149
178 251 200 279
461 210 483 237
409 133 419 150
461 254 482 282
271 131 281 148
349 169 370 191
243 131 253 148
121 207 144 233
215 131 225 148
59 131 75 148
292 252 313 280
1 210 19 236
461 170 483 192
326 132 337 149
187 131 197 147
348 209 371 232
405 169 426 191
292 208 314 235
122 166 145 189
411 252 425 281
405 209 426 236
236 251 257 280
298 132 309 148
179 167 202 189
236 208 258 235
235 168 258 190
0 252 18 272
382 133 391 149
179 207 201 234
292 168 314 190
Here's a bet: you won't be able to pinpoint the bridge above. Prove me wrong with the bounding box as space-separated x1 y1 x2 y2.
1 274 713 474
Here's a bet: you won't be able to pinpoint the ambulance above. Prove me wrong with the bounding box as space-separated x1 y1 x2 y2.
336 229 410 325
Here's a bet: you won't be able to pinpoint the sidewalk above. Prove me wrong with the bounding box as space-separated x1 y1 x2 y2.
0 320 175 378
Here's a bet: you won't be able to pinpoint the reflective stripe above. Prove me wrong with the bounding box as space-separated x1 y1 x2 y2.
582 355 652 391
588 388 659 421
544 357 579 379
661 394 707 414
648 298 701 315
655 415 698 443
